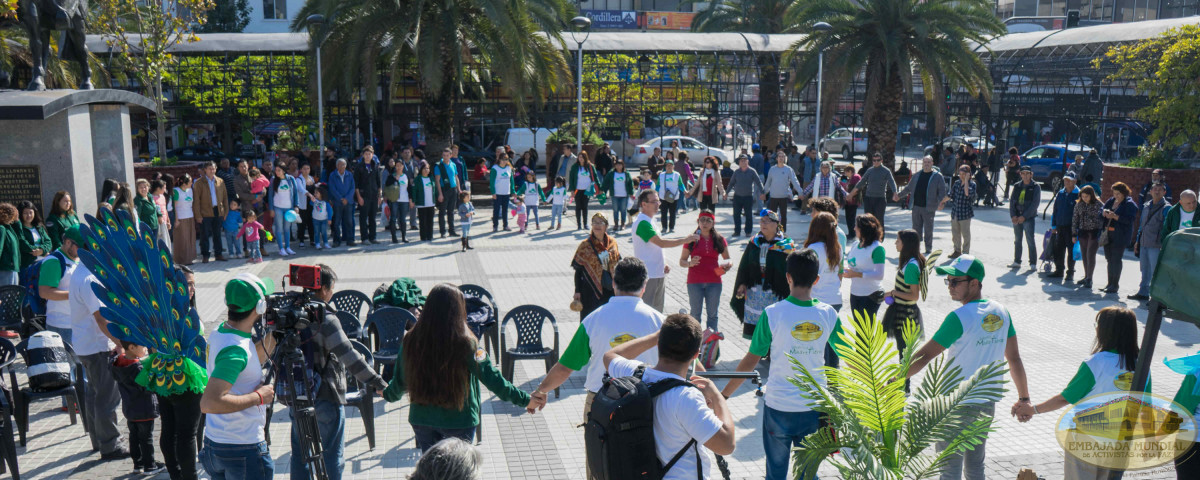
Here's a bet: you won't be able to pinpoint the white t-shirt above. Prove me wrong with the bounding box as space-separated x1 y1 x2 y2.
44 254 77 328
612 172 628 198
576 167 593 192
659 172 681 199
173 187 194 220
1181 208 1196 228
493 166 513 195
845 240 886 296
272 176 294 209
750 297 844 412
1060 351 1137 404
394 174 411 203
931 299 1015 403
561 297 663 392
633 212 666 279
608 357 723 480
420 177 435 208
67 263 114 356
523 185 541 207
551 187 569 206
806 242 843 306
312 200 330 221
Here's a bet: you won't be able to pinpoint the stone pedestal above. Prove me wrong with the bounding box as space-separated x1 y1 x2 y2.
0 89 156 218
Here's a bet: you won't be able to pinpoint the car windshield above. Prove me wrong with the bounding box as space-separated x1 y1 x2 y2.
680 139 702 149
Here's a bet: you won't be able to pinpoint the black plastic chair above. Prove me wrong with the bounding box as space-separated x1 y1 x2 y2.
330 290 373 322
459 284 500 361
500 305 560 398
0 286 24 333
335 311 363 340
345 341 378 450
5 337 88 447
0 339 18 480
362 307 416 375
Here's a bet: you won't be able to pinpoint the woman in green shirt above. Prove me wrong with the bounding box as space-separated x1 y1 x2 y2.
0 203 19 286
16 200 51 270
384 284 539 451
134 178 160 233
45 190 79 252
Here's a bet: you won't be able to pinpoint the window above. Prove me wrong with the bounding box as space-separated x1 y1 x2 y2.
263 0 287 20
1024 147 1051 159
680 139 702 149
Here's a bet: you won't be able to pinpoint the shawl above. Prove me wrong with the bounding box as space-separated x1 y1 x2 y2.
571 233 621 298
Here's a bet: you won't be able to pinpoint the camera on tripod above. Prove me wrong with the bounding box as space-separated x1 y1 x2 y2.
263 264 326 332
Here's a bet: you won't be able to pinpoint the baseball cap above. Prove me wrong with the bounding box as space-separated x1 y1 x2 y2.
63 224 85 248
1064 172 1077 181
935 255 986 282
1019 165 1032 172
225 273 274 313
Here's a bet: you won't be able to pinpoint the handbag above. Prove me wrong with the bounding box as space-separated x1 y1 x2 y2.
383 184 401 202
1098 220 1111 246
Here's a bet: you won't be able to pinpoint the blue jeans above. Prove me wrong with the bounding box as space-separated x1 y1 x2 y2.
200 439 274 480
493 194 510 229
246 239 261 262
763 407 822 480
687 282 722 331
611 196 629 226
1012 217 1037 264
314 220 329 246
1137 247 1160 296
551 204 565 227
273 207 292 251
290 399 345 480
224 230 243 257
526 205 540 227
332 201 355 243
412 425 476 453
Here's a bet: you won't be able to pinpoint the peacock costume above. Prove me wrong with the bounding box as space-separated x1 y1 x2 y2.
77 208 208 396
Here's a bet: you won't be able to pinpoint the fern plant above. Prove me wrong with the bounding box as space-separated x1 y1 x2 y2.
788 311 1008 479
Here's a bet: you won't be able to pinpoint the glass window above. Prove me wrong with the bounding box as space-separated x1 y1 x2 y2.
680 139 702 149
263 0 287 20
1024 147 1051 159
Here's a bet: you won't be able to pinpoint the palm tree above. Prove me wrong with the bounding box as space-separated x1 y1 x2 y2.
292 0 571 153
786 0 1004 168
686 0 796 150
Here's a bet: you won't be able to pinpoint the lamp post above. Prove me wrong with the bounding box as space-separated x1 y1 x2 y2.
306 14 327 154
637 55 652 137
812 22 833 148
569 16 592 154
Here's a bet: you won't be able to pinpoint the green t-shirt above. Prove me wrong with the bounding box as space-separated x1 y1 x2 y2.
210 327 251 385
37 254 65 288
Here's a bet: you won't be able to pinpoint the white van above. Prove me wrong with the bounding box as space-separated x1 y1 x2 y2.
504 128 556 157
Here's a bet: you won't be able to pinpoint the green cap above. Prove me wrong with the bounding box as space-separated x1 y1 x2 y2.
935 254 986 282
225 273 274 313
63 224 85 248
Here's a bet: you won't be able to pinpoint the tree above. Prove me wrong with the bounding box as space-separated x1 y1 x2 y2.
1098 24 1200 151
686 0 795 150
789 311 1007 478
785 0 1004 168
196 0 251 33
93 0 216 160
576 53 717 139
292 0 571 154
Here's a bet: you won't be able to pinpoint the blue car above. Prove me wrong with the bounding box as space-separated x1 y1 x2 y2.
1020 143 1092 188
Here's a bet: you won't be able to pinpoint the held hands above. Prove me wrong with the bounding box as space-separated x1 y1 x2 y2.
1011 400 1034 423
892 193 900 202
526 390 548 414
736 284 747 298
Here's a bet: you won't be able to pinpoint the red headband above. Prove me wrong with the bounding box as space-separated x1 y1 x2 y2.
698 211 716 221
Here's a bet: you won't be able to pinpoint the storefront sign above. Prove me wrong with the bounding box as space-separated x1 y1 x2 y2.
583 10 638 30
644 11 695 31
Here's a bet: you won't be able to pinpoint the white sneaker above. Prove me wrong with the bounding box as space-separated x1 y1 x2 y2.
285 248 296 255
316 244 323 250
279 250 290 257
325 241 333 249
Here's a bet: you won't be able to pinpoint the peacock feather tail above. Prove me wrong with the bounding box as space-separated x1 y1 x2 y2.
77 209 208 397
919 250 943 301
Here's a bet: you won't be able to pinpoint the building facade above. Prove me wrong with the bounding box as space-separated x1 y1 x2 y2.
996 0 1200 23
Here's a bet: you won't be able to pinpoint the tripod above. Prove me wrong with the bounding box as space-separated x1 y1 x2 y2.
264 329 329 480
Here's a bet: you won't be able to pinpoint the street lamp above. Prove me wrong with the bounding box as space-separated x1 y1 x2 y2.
812 21 833 148
306 14 327 154
637 55 652 75
569 16 592 153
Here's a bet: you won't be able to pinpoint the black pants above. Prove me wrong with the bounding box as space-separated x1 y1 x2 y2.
574 191 590 229
845 204 859 241
1104 240 1127 288
732 195 754 235
438 191 459 235
198 216 224 258
159 391 202 480
1176 441 1200 478
699 194 715 212
297 204 314 243
864 196 887 235
129 419 157 469
768 198 790 232
1052 227 1076 273
660 199 678 231
418 206 435 241
849 292 883 324
359 197 379 242
492 194 510 230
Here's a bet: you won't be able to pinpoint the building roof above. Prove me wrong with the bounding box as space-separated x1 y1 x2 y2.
973 16 1200 54
86 33 312 54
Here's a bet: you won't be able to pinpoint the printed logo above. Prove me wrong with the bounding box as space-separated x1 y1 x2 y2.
1114 372 1134 391
1056 392 1196 471
610 333 636 348
791 322 822 341
474 348 487 362
981 314 1004 332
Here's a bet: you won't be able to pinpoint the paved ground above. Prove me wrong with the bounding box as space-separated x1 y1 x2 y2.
9 185 1197 480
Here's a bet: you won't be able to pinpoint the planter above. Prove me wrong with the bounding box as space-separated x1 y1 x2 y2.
134 161 206 182
1102 164 1200 200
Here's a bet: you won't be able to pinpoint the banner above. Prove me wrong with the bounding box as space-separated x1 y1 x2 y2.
583 10 638 30
643 11 695 30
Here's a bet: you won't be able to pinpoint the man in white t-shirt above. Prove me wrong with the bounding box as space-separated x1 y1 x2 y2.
632 189 698 312
602 314 736 480
905 255 1031 480
68 243 127 459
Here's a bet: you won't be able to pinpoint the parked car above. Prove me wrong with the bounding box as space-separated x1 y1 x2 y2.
629 136 730 167
456 140 497 168
923 136 994 156
166 146 224 162
1021 143 1093 188
818 127 868 161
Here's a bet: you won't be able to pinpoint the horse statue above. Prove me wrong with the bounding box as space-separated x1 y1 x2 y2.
13 0 93 90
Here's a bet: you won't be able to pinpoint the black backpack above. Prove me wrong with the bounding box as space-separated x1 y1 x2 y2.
585 365 702 480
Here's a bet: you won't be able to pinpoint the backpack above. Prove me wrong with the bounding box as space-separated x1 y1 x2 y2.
24 331 71 392
698 329 723 369
585 365 702 480
21 251 67 317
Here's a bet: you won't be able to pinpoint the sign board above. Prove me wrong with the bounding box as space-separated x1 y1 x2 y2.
583 10 638 30
0 165 41 213
644 11 695 30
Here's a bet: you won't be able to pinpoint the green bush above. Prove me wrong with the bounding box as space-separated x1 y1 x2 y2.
1126 145 1189 169
547 122 604 146
150 156 179 167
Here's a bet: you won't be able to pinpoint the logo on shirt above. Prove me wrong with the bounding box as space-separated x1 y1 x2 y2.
1113 372 1133 391
791 322 822 341
1055 392 1196 471
474 348 487 362
981 314 1003 332
610 333 636 348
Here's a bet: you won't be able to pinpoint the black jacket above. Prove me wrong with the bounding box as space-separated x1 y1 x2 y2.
109 353 158 421
354 160 382 200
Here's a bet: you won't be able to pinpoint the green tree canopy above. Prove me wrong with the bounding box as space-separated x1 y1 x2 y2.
1098 24 1200 151
196 0 251 33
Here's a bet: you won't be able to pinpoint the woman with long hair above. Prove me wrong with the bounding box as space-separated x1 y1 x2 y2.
45 191 79 251
134 179 160 236
172 174 197 266
412 161 438 241
1005 146 1021 198
383 284 536 452
804 212 843 312
572 213 622 320
15 200 51 269
1012 306 1140 480
681 210 732 331
882 229 928 357
687 156 725 212
602 160 635 231
112 182 137 222
384 159 411 243
488 154 515 232
1072 185 1104 289
0 203 19 286
843 214 887 323
841 165 861 241
1100 182 1138 294
150 179 173 251
732 209 794 339
269 165 299 256
568 151 599 230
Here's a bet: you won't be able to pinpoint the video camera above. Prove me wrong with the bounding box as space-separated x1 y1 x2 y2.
262 264 326 332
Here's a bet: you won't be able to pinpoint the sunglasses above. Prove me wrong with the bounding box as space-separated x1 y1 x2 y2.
944 277 970 287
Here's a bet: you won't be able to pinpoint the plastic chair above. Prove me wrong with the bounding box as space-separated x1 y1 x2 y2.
362 307 416 374
330 290 373 321
5 338 88 447
458 284 499 360
0 381 18 480
500 305 560 398
344 341 378 450
0 286 24 332
335 311 362 340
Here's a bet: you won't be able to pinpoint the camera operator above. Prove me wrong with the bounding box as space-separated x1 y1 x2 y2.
199 273 279 479
290 263 388 480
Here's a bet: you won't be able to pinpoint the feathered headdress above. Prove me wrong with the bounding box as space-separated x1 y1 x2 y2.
77 209 208 396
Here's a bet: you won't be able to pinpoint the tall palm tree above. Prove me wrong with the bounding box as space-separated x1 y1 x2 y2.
292 0 571 153
786 0 1004 168
686 0 797 150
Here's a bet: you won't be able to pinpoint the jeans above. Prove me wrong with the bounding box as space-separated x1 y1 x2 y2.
314 220 329 246
387 201 408 240
762 407 822 480
412 425 476 453
687 282 722 331
298 204 314 243
732 195 755 235
272 207 292 251
574 191 590 228
359 198 379 241
1012 217 1037 264
912 208 935 251
80 352 123 454
224 230 244 257
1104 240 1128 288
200 439 274 480
290 399 345 480
768 198 790 232
951 218 972 254
525 205 540 228
0 271 15 286
660 199 678 231
333 201 355 244
1052 226 1077 273
493 194 510 229
437 191 459 236
198 216 224 258
160 391 203 480
1137 246 1160 296
936 402 996 480
129 420 157 469
611 196 629 226
551 204 565 228
864 195 887 234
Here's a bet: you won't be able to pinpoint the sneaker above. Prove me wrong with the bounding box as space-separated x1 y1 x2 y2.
316 244 323 250
0 330 17 339
285 248 296 255
100 447 131 461
1007 262 1021 269
326 242 333 249
278 250 289 257
143 462 166 476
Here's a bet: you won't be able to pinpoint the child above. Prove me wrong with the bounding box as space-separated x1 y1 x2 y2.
549 176 569 231
223 199 245 258
237 210 265 263
511 195 528 233
631 169 657 218
109 340 165 475
457 191 475 251
249 167 269 212
312 187 332 249
519 170 545 230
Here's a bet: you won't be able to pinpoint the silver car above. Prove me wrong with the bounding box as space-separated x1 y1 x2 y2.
818 127 868 161
629 136 730 167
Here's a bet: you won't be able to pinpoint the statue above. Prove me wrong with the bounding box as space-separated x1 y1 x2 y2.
15 0 93 90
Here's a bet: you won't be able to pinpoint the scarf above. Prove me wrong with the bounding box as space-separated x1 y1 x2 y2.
751 232 795 255
572 233 621 298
